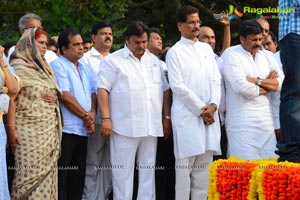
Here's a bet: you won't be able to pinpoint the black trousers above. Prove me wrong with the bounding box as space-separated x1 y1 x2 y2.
58 133 88 200
155 134 175 200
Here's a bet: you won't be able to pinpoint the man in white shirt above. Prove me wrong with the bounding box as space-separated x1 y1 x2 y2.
198 13 231 160
147 27 175 200
97 21 171 200
166 6 221 200
221 19 283 160
80 21 113 200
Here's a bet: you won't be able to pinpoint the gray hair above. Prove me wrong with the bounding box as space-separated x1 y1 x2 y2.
18 13 41 29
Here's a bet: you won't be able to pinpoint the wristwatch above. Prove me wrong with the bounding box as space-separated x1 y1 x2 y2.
256 77 262 86
210 103 217 111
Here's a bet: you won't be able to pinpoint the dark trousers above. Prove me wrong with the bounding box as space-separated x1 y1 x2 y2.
58 133 88 200
213 125 227 160
155 134 175 200
277 33 300 162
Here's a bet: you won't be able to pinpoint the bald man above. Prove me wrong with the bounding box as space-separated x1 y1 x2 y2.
198 11 230 55
256 18 270 40
198 26 216 50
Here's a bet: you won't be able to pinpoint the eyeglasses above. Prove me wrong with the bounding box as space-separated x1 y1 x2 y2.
185 20 202 26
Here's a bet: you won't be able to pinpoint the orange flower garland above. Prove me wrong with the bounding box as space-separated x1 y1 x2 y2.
256 161 300 200
209 157 300 200
208 157 258 200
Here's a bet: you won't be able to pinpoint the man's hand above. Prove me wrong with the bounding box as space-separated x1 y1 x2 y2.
84 112 95 126
219 10 230 26
84 112 96 135
101 120 112 138
86 123 95 135
267 70 278 79
200 105 216 125
162 118 171 139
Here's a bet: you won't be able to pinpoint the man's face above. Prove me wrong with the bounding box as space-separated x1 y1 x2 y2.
263 35 277 53
178 13 200 41
63 34 84 62
126 32 148 59
21 19 42 34
257 19 270 40
147 32 162 55
198 27 216 50
92 27 113 50
240 33 263 55
83 42 92 53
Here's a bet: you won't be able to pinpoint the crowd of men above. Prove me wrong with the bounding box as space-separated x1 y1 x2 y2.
1 1 300 199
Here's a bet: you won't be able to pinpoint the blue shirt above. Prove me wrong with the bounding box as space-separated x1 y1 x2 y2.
51 56 96 137
278 0 300 40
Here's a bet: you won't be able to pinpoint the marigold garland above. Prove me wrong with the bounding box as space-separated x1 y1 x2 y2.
208 157 259 200
208 157 300 200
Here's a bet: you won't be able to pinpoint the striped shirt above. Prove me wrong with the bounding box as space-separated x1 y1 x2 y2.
278 0 300 40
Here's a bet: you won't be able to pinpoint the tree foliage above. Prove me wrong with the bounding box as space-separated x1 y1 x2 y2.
0 0 278 52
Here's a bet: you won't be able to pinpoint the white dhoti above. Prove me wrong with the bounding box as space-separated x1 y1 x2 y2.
83 123 112 200
175 151 213 200
110 132 157 200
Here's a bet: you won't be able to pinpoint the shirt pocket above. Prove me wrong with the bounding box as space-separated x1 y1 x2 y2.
151 64 162 84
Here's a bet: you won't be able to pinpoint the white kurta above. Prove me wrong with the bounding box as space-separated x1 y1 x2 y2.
166 37 221 159
221 45 284 160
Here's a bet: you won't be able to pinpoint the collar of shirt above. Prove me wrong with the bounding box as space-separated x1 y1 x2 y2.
89 47 105 58
60 55 85 72
238 44 262 57
180 36 198 45
122 44 151 59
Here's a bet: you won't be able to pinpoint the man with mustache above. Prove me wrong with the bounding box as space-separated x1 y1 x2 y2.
97 21 171 200
221 20 284 160
51 28 97 200
80 22 113 200
166 6 221 200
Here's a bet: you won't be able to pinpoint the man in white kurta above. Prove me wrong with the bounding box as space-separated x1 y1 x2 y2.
166 6 221 200
97 21 170 200
80 22 113 200
221 19 283 160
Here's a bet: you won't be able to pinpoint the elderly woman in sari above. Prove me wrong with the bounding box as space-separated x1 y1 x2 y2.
0 45 18 200
8 28 62 199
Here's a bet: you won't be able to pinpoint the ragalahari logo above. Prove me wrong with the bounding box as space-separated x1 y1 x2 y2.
228 5 244 21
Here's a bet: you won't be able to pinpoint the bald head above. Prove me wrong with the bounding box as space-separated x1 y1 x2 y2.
256 18 270 40
198 26 215 50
